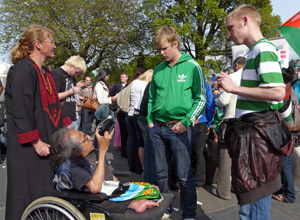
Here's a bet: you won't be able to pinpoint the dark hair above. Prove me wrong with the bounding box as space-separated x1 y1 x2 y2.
282 66 294 84
50 127 84 168
92 68 111 91
129 67 146 83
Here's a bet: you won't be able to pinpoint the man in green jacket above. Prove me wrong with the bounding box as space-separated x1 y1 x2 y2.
147 27 206 220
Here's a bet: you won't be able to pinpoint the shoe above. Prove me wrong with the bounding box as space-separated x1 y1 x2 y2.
184 218 195 220
162 213 171 218
212 188 218 197
0 158 3 165
272 194 285 202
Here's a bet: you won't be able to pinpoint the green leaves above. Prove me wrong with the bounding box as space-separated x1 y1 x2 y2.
0 0 146 78
0 0 282 80
143 0 281 76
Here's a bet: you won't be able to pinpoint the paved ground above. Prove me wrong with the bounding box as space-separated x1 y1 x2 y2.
0 132 300 219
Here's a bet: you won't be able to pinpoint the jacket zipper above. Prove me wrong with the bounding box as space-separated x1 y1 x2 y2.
242 158 254 182
162 65 173 119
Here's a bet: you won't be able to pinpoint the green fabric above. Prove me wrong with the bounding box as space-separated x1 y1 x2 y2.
130 182 160 200
280 25 300 57
147 52 207 128
138 115 147 122
236 38 285 119
212 106 224 133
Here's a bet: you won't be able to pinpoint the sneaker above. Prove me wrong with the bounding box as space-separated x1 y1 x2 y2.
212 188 218 197
184 218 195 220
162 213 171 218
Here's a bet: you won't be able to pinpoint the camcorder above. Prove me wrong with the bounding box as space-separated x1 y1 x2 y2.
96 115 114 136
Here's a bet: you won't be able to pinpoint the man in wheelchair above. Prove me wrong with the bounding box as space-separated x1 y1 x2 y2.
50 127 159 214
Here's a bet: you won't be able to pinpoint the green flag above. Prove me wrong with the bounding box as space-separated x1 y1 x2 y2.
280 11 300 57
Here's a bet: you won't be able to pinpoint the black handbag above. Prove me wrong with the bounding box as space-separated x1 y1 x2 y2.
218 118 232 143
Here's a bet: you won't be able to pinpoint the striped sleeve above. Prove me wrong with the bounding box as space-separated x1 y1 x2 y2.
180 60 206 128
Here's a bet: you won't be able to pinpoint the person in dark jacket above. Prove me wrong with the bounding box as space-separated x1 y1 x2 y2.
218 5 286 220
192 82 214 188
5 25 72 220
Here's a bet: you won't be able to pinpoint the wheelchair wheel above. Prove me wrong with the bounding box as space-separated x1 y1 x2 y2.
21 196 86 220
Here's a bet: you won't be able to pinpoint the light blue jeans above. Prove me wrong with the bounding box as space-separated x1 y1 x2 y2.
239 195 272 220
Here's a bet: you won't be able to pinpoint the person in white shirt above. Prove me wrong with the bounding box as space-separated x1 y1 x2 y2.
93 68 116 105
127 69 153 173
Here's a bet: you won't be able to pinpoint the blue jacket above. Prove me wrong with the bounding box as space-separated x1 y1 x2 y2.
53 150 98 192
198 82 214 128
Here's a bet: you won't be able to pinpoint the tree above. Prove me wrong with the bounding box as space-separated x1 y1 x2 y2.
143 0 282 75
0 0 147 77
105 54 163 84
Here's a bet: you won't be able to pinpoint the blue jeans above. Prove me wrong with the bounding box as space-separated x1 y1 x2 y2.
149 123 196 219
239 195 272 220
138 119 156 184
81 107 93 135
0 132 7 147
281 154 296 203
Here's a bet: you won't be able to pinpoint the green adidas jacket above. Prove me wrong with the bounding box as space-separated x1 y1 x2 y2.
147 52 207 128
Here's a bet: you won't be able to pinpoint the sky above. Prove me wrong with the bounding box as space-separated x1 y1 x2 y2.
271 0 300 59
1 0 300 63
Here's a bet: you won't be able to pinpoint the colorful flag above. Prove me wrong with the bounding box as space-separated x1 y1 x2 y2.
280 11 300 57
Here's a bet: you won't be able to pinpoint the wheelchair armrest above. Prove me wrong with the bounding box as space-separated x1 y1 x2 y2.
54 189 107 201
113 171 132 177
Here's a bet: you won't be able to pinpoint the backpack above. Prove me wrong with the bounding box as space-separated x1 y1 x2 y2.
116 82 133 113
288 87 300 131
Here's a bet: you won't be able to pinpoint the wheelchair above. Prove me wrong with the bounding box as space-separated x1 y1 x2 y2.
21 189 173 220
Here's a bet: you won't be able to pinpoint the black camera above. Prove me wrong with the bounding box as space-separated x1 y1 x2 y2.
96 115 115 136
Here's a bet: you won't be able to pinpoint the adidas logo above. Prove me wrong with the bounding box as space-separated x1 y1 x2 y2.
177 74 187 82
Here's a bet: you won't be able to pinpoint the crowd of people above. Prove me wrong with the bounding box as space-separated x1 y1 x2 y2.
3 4 300 220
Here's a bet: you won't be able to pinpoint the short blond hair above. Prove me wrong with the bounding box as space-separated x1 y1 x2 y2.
65 56 87 73
154 27 180 50
228 5 261 27
138 69 153 83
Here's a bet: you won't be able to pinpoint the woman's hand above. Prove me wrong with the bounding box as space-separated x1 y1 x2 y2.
31 139 51 156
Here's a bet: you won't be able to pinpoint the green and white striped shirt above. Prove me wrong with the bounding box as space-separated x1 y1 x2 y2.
236 38 286 119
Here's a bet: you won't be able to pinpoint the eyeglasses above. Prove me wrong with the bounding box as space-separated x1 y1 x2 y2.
80 134 89 145
43 40 55 45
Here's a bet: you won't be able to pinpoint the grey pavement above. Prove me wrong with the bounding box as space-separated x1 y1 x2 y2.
0 136 300 220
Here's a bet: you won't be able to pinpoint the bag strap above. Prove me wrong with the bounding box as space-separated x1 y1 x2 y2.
278 85 292 114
